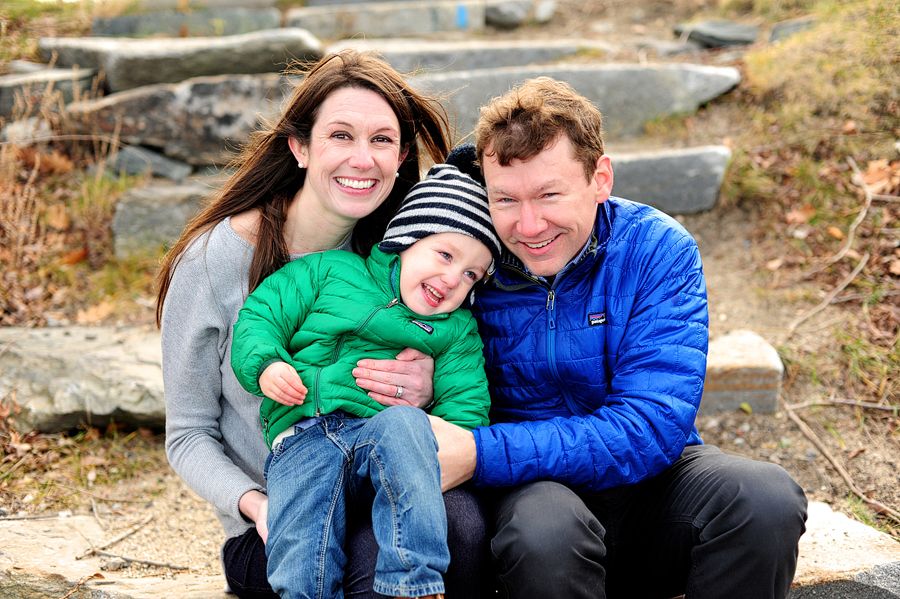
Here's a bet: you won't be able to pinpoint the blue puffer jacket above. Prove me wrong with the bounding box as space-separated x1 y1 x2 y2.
470 197 708 491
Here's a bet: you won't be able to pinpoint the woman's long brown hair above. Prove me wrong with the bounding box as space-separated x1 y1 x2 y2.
155 50 451 327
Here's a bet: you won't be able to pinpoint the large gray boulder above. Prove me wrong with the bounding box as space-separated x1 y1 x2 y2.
285 0 486 40
39 29 322 93
0 67 96 119
0 326 165 433
415 63 741 138
112 182 213 258
66 73 287 165
611 145 731 214
91 7 281 38
326 38 612 75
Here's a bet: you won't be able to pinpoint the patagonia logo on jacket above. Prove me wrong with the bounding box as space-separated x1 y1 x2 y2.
411 320 434 334
589 312 607 326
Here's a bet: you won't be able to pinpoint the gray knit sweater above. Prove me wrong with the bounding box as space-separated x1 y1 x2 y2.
161 217 351 540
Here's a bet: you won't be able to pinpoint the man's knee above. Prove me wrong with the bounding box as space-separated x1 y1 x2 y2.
700 456 807 548
493 481 605 565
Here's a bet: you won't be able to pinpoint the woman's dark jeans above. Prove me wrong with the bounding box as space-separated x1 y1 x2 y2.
222 485 491 599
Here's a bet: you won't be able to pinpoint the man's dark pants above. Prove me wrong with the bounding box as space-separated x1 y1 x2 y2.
489 445 808 599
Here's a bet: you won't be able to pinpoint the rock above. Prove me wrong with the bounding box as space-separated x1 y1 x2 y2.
414 63 741 138
534 0 558 24
770 18 816 43
8 60 47 74
91 7 281 38
101 145 194 182
700 329 783 415
285 0 486 40
112 182 213 258
636 37 704 57
0 67 96 119
789 502 900 597
135 0 278 9
0 515 229 599
326 38 610 74
39 29 323 93
2 116 52 144
0 326 165 433
486 1 530 29
674 20 760 48
610 145 731 214
66 72 286 165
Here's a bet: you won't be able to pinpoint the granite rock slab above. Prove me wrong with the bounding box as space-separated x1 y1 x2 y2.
39 29 322 93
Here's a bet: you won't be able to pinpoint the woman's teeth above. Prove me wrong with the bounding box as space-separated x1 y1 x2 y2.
336 177 376 189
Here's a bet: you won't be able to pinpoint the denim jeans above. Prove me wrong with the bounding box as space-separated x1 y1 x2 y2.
488 445 808 599
264 406 449 599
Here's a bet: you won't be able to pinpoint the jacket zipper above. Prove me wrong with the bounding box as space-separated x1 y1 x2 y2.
321 297 401 414
545 287 580 414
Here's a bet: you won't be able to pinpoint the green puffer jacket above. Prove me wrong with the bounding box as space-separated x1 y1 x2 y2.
232 246 491 449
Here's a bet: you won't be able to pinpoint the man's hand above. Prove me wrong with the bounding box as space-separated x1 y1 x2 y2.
239 490 270 545
428 415 477 492
259 362 306 406
353 348 434 409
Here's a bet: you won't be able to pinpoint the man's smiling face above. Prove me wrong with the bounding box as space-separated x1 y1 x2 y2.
482 134 613 277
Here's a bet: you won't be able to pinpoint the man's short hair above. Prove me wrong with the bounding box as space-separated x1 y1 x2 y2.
475 77 605 183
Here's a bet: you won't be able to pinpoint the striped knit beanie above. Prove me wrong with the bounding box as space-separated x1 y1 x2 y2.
379 160 501 274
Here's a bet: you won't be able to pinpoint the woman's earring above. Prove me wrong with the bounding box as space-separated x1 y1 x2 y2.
298 161 305 169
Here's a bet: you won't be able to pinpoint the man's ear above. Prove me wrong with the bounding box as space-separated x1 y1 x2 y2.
593 154 614 205
288 136 307 165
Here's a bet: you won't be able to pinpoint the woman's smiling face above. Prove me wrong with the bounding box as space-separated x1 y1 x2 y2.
293 86 407 226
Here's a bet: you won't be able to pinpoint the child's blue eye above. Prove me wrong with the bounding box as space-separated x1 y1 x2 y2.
464 270 479 281
439 252 451 260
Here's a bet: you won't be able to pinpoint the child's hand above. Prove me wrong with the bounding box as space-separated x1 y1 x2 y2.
260 362 307 406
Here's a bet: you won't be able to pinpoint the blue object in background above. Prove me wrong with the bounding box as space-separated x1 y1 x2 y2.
457 4 468 29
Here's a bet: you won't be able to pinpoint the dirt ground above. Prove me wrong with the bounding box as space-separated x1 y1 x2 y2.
5 0 899 580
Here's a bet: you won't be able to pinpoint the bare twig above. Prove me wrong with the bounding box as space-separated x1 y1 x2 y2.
785 398 900 413
77 514 154 559
90 549 188 571
90 498 106 530
782 399 900 525
780 252 870 345
872 192 900 202
0 513 65 521
57 573 103 599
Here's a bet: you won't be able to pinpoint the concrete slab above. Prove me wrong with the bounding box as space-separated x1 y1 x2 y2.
610 145 731 215
700 329 783 415
789 502 900 598
0 515 227 599
326 38 612 74
286 0 486 40
2 502 895 597
39 29 322 92
414 62 740 138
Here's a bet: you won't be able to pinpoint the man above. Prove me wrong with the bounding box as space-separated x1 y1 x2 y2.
429 77 808 599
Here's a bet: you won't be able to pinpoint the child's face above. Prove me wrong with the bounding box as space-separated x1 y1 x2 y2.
397 232 492 316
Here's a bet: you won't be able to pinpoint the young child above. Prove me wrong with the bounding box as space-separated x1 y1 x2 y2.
231 160 500 599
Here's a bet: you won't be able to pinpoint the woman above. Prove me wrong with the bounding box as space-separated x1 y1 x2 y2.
155 50 489 599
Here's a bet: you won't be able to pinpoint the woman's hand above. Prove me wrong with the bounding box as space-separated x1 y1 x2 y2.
353 348 434 409
260 362 307 406
239 490 270 545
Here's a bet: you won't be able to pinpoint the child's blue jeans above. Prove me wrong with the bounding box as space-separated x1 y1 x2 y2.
264 405 449 599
